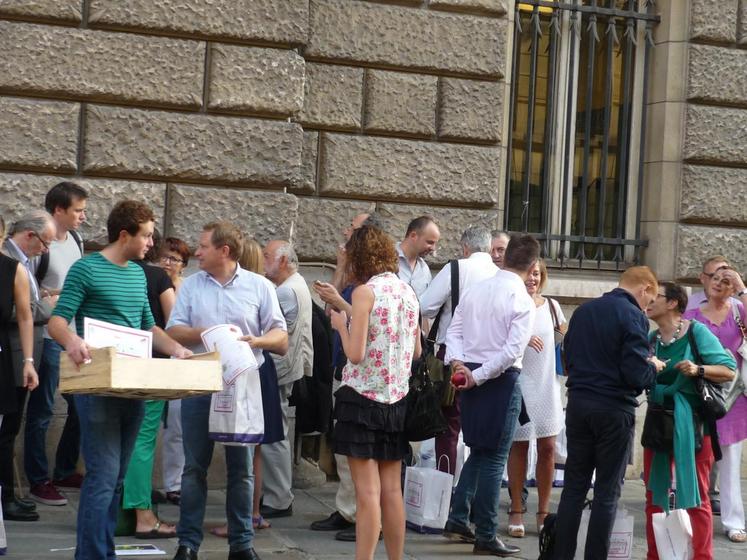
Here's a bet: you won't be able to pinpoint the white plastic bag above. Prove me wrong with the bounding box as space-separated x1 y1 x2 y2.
404 466 453 533
454 432 470 487
652 509 694 560
576 507 634 560
208 367 264 446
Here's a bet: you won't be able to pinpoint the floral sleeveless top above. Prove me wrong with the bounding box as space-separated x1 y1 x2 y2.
341 272 420 404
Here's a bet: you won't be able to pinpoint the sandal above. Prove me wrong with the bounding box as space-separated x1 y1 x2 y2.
134 519 177 539
727 529 747 543
537 511 549 534
507 510 525 538
253 515 271 529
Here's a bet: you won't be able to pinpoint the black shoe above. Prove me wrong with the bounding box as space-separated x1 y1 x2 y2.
227 548 260 560
2 500 40 522
711 497 721 516
310 511 354 531
152 490 167 504
13 498 37 512
259 504 292 518
473 537 520 557
173 545 198 560
335 526 381 542
443 520 476 544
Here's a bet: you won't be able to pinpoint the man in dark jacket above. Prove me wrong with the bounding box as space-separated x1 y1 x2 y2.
552 266 665 560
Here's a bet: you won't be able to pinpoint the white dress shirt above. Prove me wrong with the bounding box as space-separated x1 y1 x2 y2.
419 252 497 345
444 269 535 386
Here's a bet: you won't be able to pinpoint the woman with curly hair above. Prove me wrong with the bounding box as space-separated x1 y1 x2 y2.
329 225 421 560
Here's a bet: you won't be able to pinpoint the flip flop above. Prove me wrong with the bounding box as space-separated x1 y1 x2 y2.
253 515 271 529
134 520 176 539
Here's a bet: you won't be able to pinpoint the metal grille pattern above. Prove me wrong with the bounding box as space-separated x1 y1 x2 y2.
505 0 659 270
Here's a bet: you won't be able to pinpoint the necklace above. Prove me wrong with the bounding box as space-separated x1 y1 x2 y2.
656 319 683 347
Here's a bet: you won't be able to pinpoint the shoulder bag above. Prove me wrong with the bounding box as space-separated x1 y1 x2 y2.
547 297 565 376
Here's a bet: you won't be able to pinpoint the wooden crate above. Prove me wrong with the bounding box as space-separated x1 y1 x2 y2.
60 347 223 399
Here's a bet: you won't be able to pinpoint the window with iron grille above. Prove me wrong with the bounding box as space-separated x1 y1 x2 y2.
505 0 658 269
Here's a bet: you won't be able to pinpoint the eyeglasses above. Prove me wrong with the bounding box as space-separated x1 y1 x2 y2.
32 231 50 251
711 277 731 285
160 255 184 265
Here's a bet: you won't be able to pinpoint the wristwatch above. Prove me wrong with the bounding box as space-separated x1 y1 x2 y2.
697 366 705 378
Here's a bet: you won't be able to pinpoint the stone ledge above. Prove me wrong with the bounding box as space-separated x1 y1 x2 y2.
88 0 308 47
83 105 303 188
0 21 204 109
680 165 747 226
208 45 305 117
319 133 500 206
0 96 78 173
683 105 747 166
166 184 298 249
306 0 506 79
0 173 166 247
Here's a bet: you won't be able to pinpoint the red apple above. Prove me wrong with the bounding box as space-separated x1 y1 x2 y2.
452 372 467 387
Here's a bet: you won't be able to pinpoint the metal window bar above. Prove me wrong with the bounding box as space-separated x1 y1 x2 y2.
505 0 659 270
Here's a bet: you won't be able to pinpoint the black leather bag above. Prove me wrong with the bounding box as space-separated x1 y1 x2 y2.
687 326 736 421
641 402 703 454
405 359 447 442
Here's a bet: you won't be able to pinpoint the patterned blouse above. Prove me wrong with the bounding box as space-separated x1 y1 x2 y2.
341 272 420 404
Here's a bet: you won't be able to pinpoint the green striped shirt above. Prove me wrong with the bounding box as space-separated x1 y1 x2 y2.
53 252 155 336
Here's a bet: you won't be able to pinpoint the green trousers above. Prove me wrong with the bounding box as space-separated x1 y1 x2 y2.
123 400 164 510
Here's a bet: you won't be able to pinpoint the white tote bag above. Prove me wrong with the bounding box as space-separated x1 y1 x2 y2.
404 466 453 533
576 507 634 560
208 366 264 446
652 509 694 560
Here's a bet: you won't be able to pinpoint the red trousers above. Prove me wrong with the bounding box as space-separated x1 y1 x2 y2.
643 435 714 560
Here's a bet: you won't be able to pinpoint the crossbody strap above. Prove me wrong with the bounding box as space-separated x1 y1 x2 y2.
426 259 460 343
687 323 704 365
548 297 560 330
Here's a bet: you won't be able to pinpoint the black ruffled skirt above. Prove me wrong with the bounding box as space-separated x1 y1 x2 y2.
333 385 408 461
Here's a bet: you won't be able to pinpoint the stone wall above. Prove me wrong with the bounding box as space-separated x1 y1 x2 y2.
0 0 508 261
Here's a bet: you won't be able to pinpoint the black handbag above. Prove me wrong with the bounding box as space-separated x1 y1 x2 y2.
641 402 703 454
404 358 448 442
687 326 736 421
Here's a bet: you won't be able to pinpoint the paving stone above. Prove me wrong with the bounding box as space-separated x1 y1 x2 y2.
364 70 437 137
294 197 374 262
298 63 363 131
208 45 305 117
0 0 81 22
88 0 308 46
307 0 506 78
83 105 303 188
319 133 500 205
0 21 204 108
687 44 747 107
439 77 503 143
166 184 298 249
0 173 166 247
683 105 747 166
0 96 78 173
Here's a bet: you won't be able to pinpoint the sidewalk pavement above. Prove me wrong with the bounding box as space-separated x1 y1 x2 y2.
3 478 746 559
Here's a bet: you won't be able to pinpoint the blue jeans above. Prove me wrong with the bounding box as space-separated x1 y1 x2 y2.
24 338 80 484
448 381 522 542
178 394 255 553
74 395 144 560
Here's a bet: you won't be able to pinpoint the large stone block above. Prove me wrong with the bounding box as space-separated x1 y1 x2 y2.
739 0 747 45
166 185 298 248
429 0 507 16
88 0 308 46
676 224 747 279
0 173 166 246
680 165 747 226
687 45 747 107
83 105 303 188
439 77 503 143
683 105 747 166
377 203 499 265
0 97 78 173
689 0 738 43
208 45 305 117
294 198 373 262
319 134 500 205
364 70 437 137
0 0 81 22
307 0 506 78
294 131 319 195
0 22 204 109
298 63 363 130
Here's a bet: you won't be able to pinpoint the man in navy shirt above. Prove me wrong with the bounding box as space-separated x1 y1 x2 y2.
552 266 665 560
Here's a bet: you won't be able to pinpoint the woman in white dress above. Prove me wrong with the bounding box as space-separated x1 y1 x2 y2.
506 260 566 537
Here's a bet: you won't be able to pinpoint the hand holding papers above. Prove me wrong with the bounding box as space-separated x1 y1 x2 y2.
84 318 152 359
201 324 258 385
